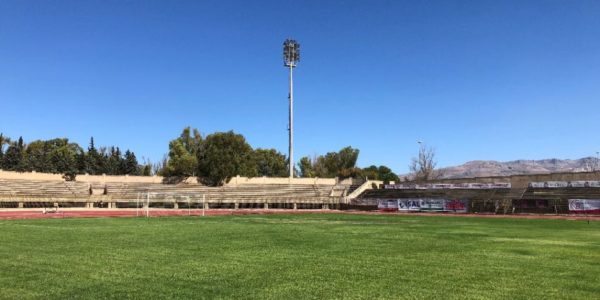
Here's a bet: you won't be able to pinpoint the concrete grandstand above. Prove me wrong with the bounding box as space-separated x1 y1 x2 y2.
1 169 600 215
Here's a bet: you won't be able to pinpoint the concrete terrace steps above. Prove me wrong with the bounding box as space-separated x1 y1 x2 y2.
104 183 334 201
0 178 341 206
0 179 89 198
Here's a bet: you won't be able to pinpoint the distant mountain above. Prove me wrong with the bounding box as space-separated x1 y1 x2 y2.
438 157 599 179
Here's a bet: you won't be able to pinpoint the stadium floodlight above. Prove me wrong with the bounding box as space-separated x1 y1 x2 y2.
283 39 300 178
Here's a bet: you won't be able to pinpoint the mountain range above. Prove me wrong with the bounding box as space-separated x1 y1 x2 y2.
437 157 600 179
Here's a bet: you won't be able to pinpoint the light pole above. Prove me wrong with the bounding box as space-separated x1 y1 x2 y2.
596 151 599 172
283 39 300 178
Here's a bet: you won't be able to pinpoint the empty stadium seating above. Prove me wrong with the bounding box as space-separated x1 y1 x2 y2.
0 178 342 209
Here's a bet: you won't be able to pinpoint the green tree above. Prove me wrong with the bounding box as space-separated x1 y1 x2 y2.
86 137 102 174
163 127 203 178
0 133 10 165
105 147 123 175
197 131 256 186
254 148 288 177
141 164 152 176
97 147 110 174
298 156 315 178
48 141 82 178
2 137 25 171
360 165 399 183
164 140 198 177
179 126 203 156
24 140 49 172
123 150 139 175
310 146 360 178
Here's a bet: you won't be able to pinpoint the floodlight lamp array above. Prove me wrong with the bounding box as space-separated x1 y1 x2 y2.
283 39 300 67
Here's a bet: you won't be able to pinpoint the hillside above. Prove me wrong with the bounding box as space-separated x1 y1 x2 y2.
438 157 599 179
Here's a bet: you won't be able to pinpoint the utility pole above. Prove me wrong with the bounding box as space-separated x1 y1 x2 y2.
283 39 300 178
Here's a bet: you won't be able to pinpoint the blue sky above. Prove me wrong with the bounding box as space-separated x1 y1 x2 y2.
1 0 599 174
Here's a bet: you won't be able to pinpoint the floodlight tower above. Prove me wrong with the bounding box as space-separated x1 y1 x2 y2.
283 39 300 178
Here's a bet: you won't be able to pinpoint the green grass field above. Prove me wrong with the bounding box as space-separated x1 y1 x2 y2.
1 214 599 299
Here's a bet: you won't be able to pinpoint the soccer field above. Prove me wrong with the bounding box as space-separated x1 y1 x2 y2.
0 214 598 299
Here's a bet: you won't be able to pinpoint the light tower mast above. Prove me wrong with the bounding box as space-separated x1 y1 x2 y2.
283 39 300 178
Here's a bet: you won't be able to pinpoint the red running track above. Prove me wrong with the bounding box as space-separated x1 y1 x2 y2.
0 209 599 220
0 209 330 220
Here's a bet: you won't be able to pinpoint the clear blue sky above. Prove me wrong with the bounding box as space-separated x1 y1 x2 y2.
1 0 599 174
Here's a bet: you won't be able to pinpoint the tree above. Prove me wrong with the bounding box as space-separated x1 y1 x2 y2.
254 148 288 177
376 165 399 183
298 156 315 178
2 137 25 171
0 133 10 164
164 140 198 177
409 143 442 182
360 165 399 183
105 146 123 175
309 146 360 178
178 126 203 156
24 140 49 172
48 141 82 179
163 127 203 178
123 150 139 175
86 137 101 174
197 131 256 186
141 164 152 176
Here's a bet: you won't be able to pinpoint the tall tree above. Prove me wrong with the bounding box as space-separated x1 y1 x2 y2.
163 127 203 177
0 133 10 164
48 141 82 179
24 140 48 172
298 156 315 178
179 126 203 156
164 140 197 177
86 137 101 174
409 143 441 182
106 147 123 175
254 148 288 177
310 146 360 178
123 150 139 175
360 165 399 183
2 137 25 171
197 131 256 186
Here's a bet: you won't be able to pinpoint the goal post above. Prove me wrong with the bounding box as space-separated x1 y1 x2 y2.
135 191 206 218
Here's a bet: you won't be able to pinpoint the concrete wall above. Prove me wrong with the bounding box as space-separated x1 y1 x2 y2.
0 170 164 183
0 170 337 186
226 175 337 186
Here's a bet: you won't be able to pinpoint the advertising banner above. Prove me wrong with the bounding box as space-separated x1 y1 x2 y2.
568 199 600 214
398 199 422 211
380 198 469 213
377 199 399 211
444 199 469 213
420 199 445 211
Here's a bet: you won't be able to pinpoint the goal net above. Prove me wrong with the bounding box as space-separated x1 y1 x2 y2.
135 192 207 217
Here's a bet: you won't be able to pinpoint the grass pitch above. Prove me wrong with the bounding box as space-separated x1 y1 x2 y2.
0 214 598 299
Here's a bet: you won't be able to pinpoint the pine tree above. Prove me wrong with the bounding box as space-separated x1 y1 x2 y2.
3 137 25 171
87 137 100 174
0 133 8 166
124 150 139 175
